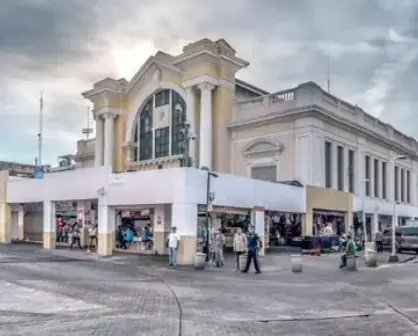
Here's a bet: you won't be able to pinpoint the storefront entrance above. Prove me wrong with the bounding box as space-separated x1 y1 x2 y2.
267 212 302 247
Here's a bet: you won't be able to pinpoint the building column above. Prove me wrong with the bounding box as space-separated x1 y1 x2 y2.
0 171 11 244
94 117 104 167
301 211 313 236
331 143 338 189
198 83 215 170
43 200 56 249
251 207 265 256
0 203 11 244
153 205 172 255
344 211 353 233
373 212 379 235
97 196 115 256
172 203 198 265
103 112 116 168
18 205 24 240
185 87 197 167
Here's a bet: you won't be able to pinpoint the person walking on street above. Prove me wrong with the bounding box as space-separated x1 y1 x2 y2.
242 226 262 274
375 229 383 253
69 223 82 250
213 229 226 268
87 223 98 252
339 233 357 268
167 226 180 267
233 227 247 271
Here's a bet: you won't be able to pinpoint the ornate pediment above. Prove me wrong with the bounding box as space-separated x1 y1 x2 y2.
242 137 284 158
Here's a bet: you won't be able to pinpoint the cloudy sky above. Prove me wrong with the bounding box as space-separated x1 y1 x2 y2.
1 0 418 165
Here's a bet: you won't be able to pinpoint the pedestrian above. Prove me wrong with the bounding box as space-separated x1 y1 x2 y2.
166 226 180 267
87 223 98 252
116 225 128 249
375 229 383 253
213 229 226 268
233 227 247 271
339 233 357 268
69 223 82 250
242 225 261 274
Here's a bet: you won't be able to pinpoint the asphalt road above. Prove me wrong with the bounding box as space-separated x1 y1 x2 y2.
0 245 417 335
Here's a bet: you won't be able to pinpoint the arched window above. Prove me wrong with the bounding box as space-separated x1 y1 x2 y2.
171 90 186 155
133 89 186 161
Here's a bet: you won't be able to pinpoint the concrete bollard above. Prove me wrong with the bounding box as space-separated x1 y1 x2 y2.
365 250 378 267
347 256 357 271
290 254 303 273
194 252 206 270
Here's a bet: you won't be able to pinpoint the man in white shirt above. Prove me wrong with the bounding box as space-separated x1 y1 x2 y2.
167 226 180 267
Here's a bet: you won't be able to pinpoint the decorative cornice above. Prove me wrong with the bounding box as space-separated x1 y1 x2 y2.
182 75 218 89
96 107 119 119
242 137 284 158
230 106 418 160
125 57 182 94
198 82 215 92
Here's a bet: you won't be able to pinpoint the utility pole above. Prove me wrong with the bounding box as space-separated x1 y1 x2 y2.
37 92 43 167
82 106 93 169
82 106 93 140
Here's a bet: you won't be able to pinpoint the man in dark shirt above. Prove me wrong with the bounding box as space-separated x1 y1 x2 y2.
242 226 261 274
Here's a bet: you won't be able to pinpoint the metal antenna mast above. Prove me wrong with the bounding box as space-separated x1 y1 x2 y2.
82 106 93 140
37 92 43 166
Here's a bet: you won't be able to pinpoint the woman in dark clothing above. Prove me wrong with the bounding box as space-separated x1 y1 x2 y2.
116 225 128 249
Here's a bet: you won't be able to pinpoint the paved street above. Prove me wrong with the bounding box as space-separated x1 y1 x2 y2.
0 245 417 335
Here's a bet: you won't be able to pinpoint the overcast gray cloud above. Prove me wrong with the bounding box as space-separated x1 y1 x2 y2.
0 0 417 165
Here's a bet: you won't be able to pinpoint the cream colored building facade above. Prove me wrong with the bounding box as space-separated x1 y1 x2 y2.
3 38 418 262
75 37 418 237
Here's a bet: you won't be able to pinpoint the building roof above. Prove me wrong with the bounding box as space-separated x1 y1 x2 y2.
235 78 269 96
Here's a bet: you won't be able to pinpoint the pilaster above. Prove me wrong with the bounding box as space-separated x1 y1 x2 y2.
198 82 215 170
103 111 117 169
43 201 56 249
97 196 115 256
251 207 265 257
94 115 104 167
171 203 198 265
17 205 24 240
153 204 172 255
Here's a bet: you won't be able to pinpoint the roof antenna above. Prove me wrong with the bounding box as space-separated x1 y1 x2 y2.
37 92 43 166
82 106 93 140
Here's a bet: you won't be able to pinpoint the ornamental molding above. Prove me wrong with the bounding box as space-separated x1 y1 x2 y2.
95 107 119 119
126 154 183 169
182 75 218 89
242 137 284 160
